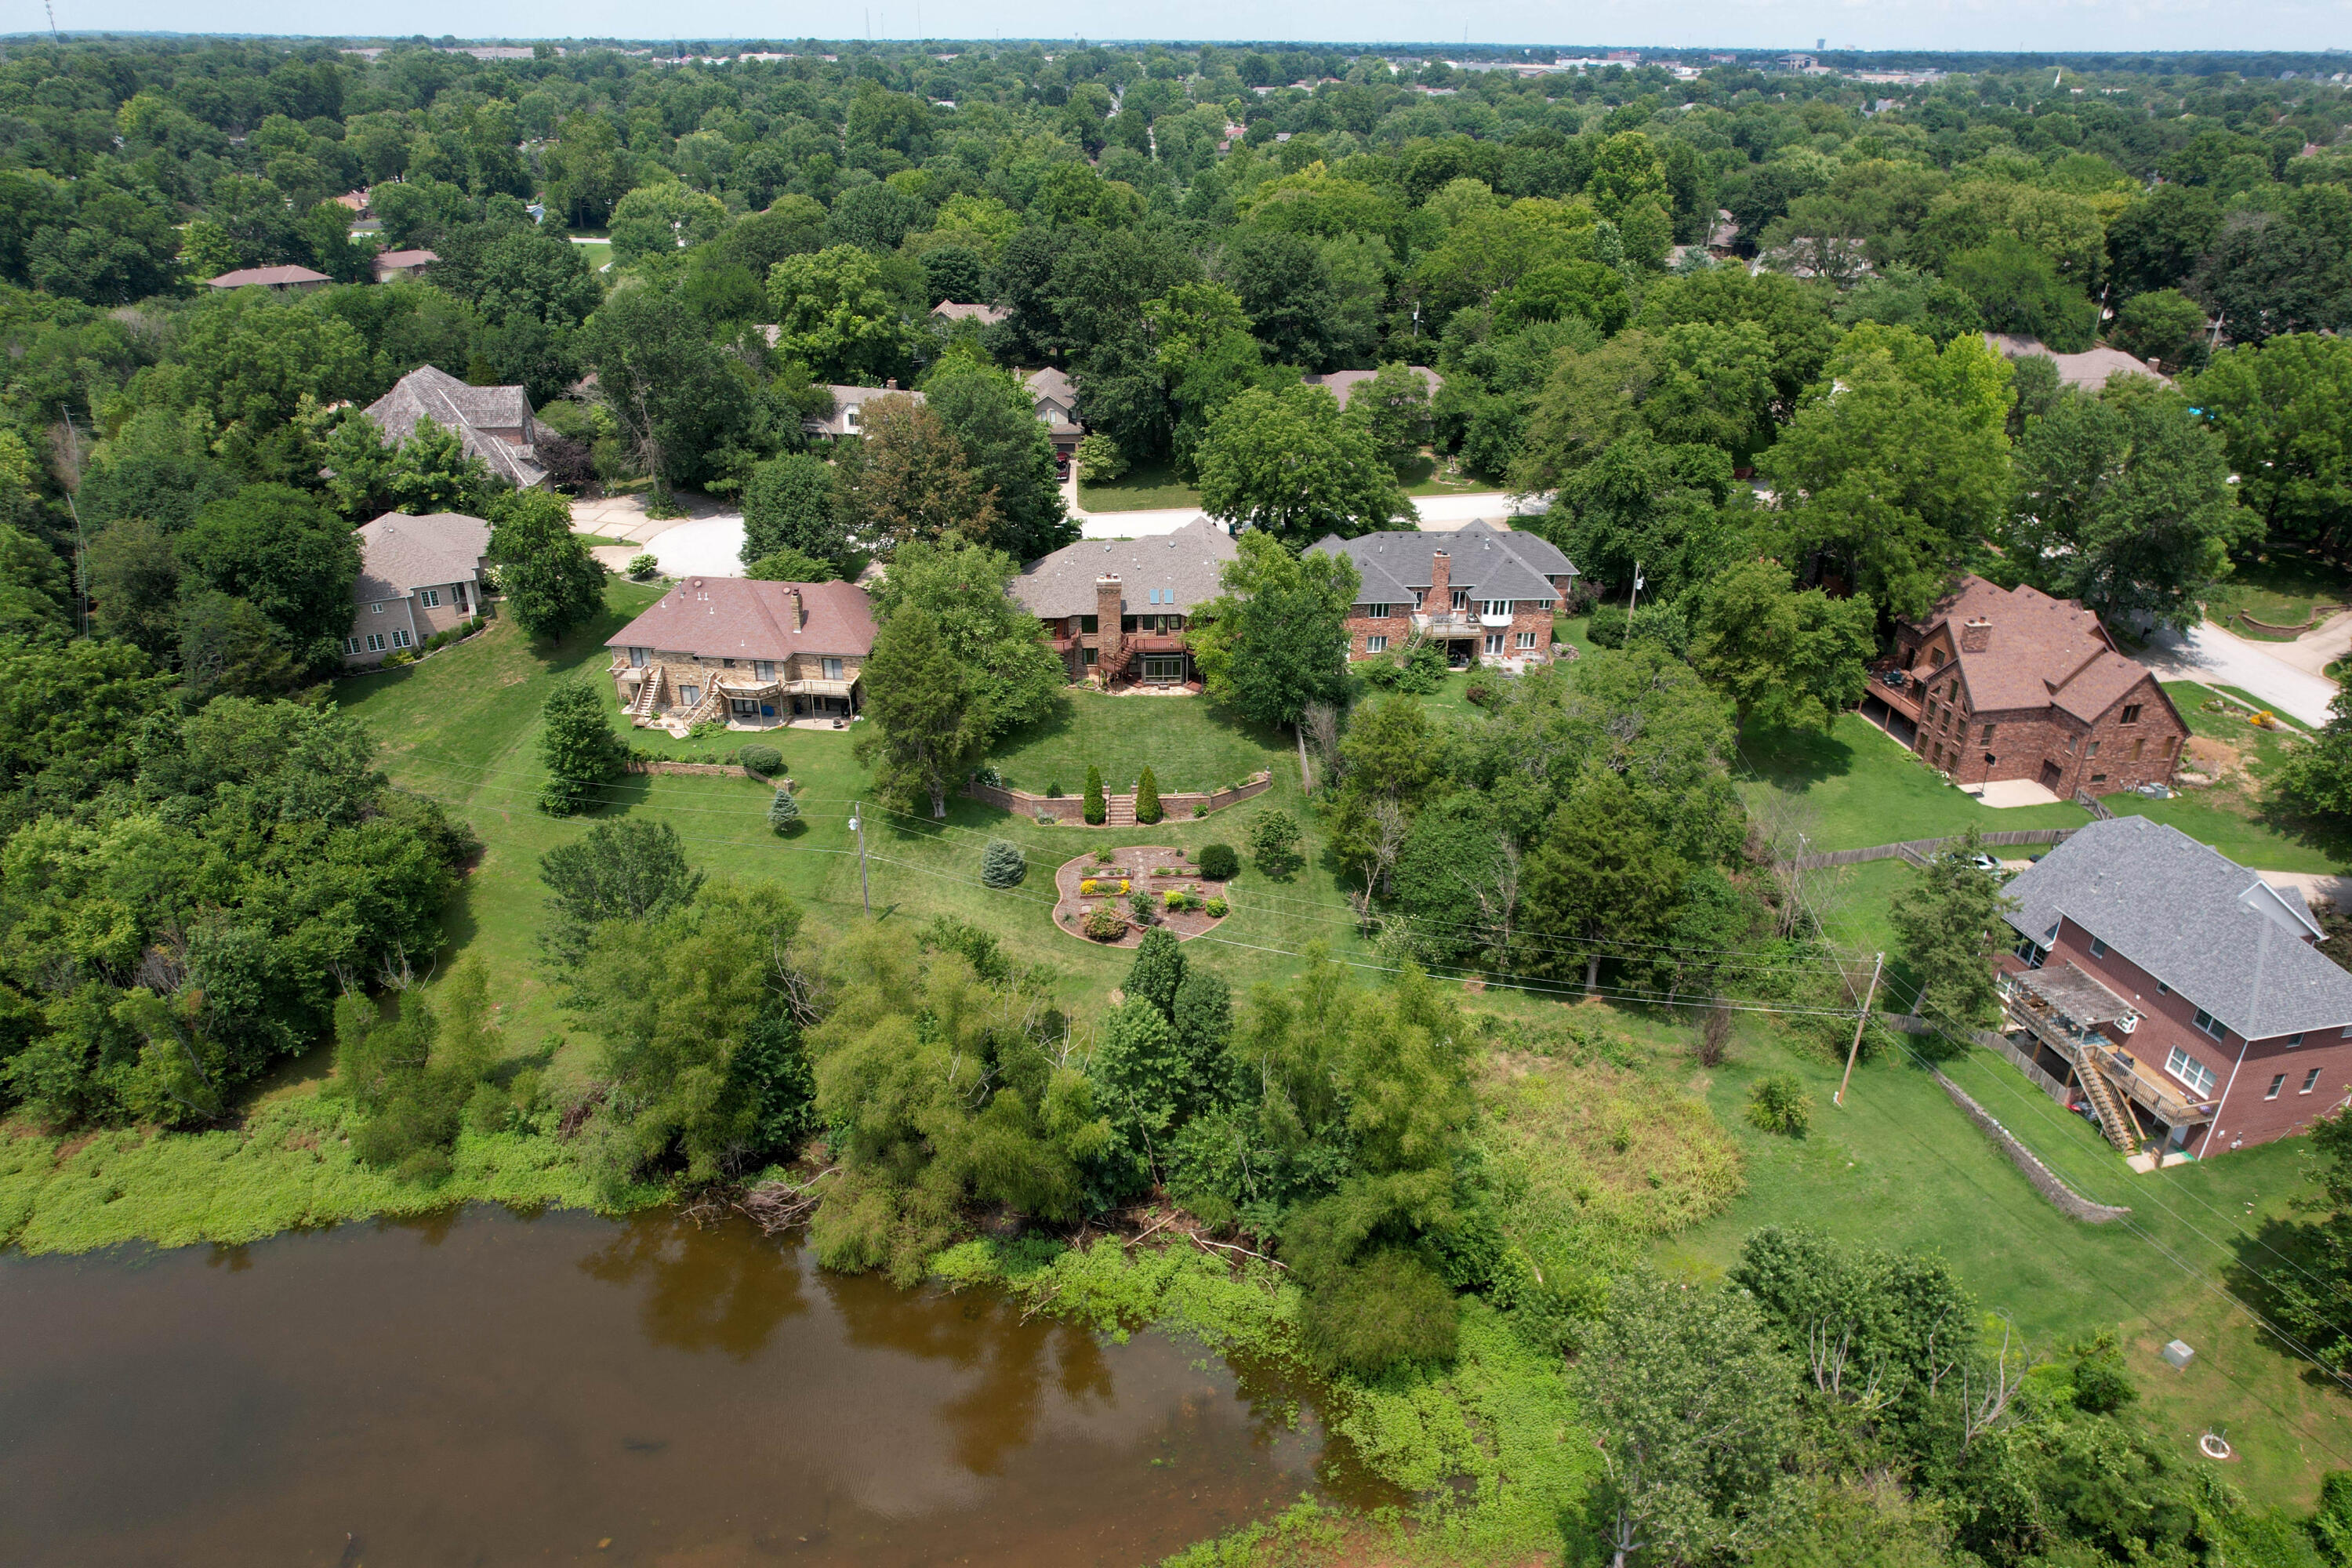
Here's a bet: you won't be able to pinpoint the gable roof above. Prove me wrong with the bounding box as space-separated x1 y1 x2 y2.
1911 575 2172 725
1308 519 1576 607
354 511 492 602
1984 332 2174 391
364 365 546 488
1022 366 1076 407
206 264 331 289
933 300 1008 325
1011 517 1237 619
605 578 877 661
2002 816 2352 1040
375 248 438 270
804 385 924 437
1299 365 1443 411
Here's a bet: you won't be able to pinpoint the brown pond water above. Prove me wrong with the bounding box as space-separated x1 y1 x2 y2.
0 1205 1388 1567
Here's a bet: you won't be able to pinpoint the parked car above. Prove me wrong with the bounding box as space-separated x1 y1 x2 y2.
1969 852 2001 873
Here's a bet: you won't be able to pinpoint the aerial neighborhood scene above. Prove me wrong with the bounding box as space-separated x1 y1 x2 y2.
21 16 2352 1566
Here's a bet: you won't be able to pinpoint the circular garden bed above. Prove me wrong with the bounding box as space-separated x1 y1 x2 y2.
1051 847 1232 949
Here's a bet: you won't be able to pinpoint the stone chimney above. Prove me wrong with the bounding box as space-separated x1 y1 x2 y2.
788 586 804 630
1428 550 1451 612
1959 618 1991 655
885 377 898 391
1095 575 1124 680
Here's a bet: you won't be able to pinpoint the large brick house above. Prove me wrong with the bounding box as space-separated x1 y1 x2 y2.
1010 517 1237 688
606 578 875 729
1997 816 2352 1160
342 511 490 666
1308 521 1576 669
1863 575 2187 799
365 365 549 489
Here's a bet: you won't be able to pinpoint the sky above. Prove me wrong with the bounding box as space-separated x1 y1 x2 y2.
34 0 2352 56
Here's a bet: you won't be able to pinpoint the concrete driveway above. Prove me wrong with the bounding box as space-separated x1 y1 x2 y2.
2142 621 2339 728
1068 474 1550 540
571 492 746 576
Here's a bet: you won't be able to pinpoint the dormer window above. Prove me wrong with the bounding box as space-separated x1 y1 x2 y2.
843 404 862 432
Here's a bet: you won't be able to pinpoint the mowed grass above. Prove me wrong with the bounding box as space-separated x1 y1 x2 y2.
2205 549 2352 634
1077 459 1200 513
1660 1018 2352 1510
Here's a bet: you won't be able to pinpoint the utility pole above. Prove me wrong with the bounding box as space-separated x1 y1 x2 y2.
850 801 871 916
1628 561 1643 617
1835 952 1885 1108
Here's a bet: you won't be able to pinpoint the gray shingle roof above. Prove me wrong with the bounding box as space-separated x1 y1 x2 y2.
365 365 546 488
2002 816 2352 1040
354 511 492 603
1299 365 1442 411
1011 517 1236 619
1308 519 1575 608
803 385 924 438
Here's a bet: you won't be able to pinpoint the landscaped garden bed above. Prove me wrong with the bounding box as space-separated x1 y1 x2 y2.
1050 845 1231 949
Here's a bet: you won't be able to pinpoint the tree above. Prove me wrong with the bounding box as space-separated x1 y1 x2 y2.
1580 1273 1802 1568
1947 236 2096 352
1247 809 1304 879
1196 386 1416 544
864 537 1062 740
2189 334 2352 559
1223 227 1337 367
608 182 731 266
1189 530 1359 731
430 222 602 328
175 292 372 453
922 358 1076 560
2273 1105 2352 1374
2006 381 2251 632
178 591 301 697
1522 771 1690 993
2110 289 2209 373
768 787 802 834
0 524 69 636
854 604 985 818
833 394 1000 553
767 245 910 384
538 818 706 966
85 519 180 662
1347 362 1436 468
177 484 360 670
1531 430 1737 601
745 547 838 583
537 679 628 815
742 452 847 568
1888 831 2016 1025
488 489 606 640
1134 765 1163 824
1690 560 1877 735
979 839 1025 887
580 285 760 497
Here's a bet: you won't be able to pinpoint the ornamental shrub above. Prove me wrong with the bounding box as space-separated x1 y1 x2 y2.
1245 811 1302 880
1083 904 1127 942
1203 895 1229 918
1585 602 1628 648
739 744 783 777
1134 766 1163 824
1196 843 1239 881
626 552 659 579
768 787 801 833
1747 1073 1813 1137
1083 764 1106 826
980 839 1026 888
1127 887 1160 924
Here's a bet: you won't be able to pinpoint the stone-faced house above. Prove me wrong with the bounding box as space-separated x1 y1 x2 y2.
606 578 876 729
1022 367 1084 458
1865 575 2187 799
1010 517 1237 688
1998 816 2352 1159
365 365 548 489
343 511 491 666
1308 521 1576 669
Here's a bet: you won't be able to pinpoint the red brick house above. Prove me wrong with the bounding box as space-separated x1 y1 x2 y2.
1308 521 1577 669
1009 517 1237 688
1862 575 2187 799
1997 816 2352 1160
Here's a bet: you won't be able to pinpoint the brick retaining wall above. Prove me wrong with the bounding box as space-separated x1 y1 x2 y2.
966 770 1273 823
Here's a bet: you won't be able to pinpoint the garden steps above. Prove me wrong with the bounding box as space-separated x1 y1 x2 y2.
1106 798 1137 826
2072 1056 2139 1152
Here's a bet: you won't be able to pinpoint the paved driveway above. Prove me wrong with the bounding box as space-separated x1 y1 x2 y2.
2142 621 2339 728
1070 480 1549 540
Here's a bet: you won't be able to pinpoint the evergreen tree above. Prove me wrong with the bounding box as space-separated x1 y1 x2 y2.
980 838 1025 887
852 604 985 818
1134 765 1163 824
538 680 628 815
1887 829 2017 1025
1125 928 1188 1018
768 787 802 834
1083 764 1106 826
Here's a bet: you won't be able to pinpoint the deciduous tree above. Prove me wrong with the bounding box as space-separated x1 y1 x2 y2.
1196 386 1414 544
854 604 986 817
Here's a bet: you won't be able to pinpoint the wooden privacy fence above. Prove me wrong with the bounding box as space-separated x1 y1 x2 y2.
1787 827 2076 870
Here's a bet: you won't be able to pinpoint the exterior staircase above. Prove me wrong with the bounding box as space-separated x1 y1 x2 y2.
2072 1053 2139 1151
1106 793 1138 826
625 666 667 721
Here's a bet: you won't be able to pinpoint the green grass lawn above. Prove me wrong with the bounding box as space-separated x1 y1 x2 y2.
1078 459 1200 513
1397 452 1494 496
2205 549 2352 634
985 689 1284 797
1664 1021 2352 1509
1737 713 2087 851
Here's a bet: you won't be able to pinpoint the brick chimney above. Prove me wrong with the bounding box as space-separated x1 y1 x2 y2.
1095 575 1124 680
788 586 804 630
1428 550 1450 612
1959 617 1991 655
885 377 898 391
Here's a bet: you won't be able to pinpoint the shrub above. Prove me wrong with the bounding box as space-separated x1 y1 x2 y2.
1037 812 1055 826
1094 847 1116 865
626 553 659 579
980 839 1026 888
1299 1247 1460 1376
1083 904 1127 942
1246 811 1303 879
767 787 801 833
1192 804 1208 818
1747 1073 1813 1137
1046 780 1064 797
1197 843 1240 881
687 719 722 742
1465 683 1495 709
1083 764 1106 826
739 744 783 777
1127 887 1160 924
1362 639 1448 695
1585 602 1628 648
1080 877 1130 896
1163 887 1196 912
1134 766 1163 824
383 648 415 667
1204 895 1229 918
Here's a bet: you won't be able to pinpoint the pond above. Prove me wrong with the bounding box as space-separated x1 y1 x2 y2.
0 1206 1384 1566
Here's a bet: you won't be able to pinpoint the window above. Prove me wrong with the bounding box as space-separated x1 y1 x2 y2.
2289 1033 2307 1047
2122 703 2142 724
842 404 861 433
731 699 758 716
342 637 362 655
1929 648 1946 669
821 657 844 681
1364 603 1389 619
371 602 385 614
1411 590 1425 610
365 633 386 653
2305 1068 2325 1094
2089 938 2107 959
1483 633 1504 655
2193 1008 2227 1041
2165 1046 2219 1098
419 588 441 608
2090 773 2107 783
1451 589 1470 611
2157 982 2169 996
721 658 737 668
628 647 648 668
1480 599 1508 618
1366 635 1388 654
454 583 469 612
2131 739 2145 761
1083 648 1097 666
2063 735 2076 754
1981 723 1997 743
2085 740 2100 760
1515 631 1539 649
754 661 776 681
2268 1074 2287 1101
390 628 410 648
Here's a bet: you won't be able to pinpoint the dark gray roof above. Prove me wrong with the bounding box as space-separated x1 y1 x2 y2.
1308 519 1576 608
1011 517 1236 619
365 365 546 488
354 511 491 603
2002 816 2352 1040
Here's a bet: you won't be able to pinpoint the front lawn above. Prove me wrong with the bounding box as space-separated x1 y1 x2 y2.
1397 452 1494 496
1078 459 1200 513
2204 548 2352 635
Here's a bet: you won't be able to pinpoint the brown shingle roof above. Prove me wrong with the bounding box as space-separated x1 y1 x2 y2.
206 264 332 289
1300 366 1443 411
364 365 546 488
1983 333 2173 391
354 512 492 603
1914 575 2172 724
933 300 1008 325
605 578 876 661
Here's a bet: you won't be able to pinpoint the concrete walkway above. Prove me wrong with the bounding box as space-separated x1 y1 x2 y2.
2141 621 2339 728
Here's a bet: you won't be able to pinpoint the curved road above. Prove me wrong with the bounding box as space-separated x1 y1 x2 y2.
2141 621 2340 729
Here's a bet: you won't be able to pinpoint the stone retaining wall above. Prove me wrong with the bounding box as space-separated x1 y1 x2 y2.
1933 1072 2131 1224
625 760 794 786
966 770 1272 823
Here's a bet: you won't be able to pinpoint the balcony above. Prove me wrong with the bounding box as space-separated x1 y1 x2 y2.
1867 664 1925 721
1125 633 1189 654
1412 611 1479 637
2001 967 2217 1129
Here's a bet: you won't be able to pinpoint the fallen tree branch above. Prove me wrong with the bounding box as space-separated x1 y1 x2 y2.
1191 1232 1288 1270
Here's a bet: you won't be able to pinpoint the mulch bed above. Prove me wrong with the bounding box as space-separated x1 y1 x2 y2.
1050 846 1231 949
